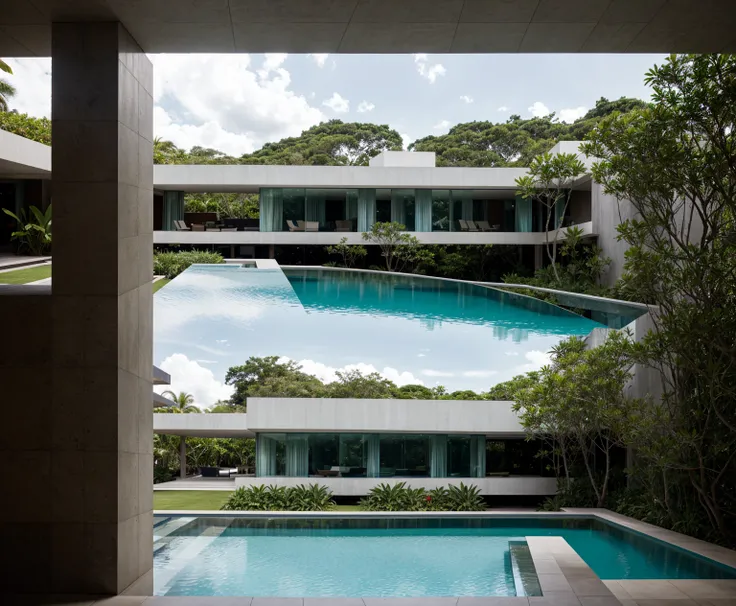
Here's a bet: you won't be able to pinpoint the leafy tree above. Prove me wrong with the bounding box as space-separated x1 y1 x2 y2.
581 53 736 537
161 390 201 413
0 111 51 145
362 222 431 272
484 371 540 400
241 120 402 166
325 370 396 398
185 193 259 219
514 332 640 506
515 152 586 282
0 59 15 112
153 137 186 164
325 237 367 268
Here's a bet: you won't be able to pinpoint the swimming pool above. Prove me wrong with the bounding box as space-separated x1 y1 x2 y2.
154 264 607 392
153 516 736 597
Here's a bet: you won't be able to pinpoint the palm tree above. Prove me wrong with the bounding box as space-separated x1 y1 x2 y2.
161 390 201 413
0 59 16 112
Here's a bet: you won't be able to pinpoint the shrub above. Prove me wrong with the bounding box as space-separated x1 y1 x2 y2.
153 250 224 279
360 482 486 512
220 484 336 511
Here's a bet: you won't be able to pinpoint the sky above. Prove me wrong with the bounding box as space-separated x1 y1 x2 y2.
6 53 665 156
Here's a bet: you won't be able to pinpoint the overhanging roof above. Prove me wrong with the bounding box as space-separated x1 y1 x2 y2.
2 1 736 56
0 129 51 179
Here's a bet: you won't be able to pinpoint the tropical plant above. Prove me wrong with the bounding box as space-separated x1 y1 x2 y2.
362 222 432 272
153 250 224 279
515 153 586 283
2 204 52 256
0 59 15 112
160 391 201 413
446 483 485 511
325 237 367 268
360 482 420 511
220 484 336 511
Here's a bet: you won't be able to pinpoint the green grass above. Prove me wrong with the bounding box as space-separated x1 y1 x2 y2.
0 264 51 284
154 490 231 510
153 278 171 293
153 490 363 511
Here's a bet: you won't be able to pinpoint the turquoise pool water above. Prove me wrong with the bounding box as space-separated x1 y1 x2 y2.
153 517 736 597
154 265 605 392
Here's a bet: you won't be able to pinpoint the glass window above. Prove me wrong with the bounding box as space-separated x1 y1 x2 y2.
308 433 339 475
432 190 450 232
451 190 473 230
473 199 487 222
391 189 415 231
447 435 471 477
376 189 391 223
379 434 430 477
282 188 305 229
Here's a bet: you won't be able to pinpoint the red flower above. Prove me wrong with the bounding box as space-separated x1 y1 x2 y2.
426 495 432 501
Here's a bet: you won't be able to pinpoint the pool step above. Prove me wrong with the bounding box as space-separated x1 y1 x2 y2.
510 540 542 597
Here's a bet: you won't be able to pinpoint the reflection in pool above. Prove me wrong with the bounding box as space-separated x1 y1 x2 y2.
153 265 604 392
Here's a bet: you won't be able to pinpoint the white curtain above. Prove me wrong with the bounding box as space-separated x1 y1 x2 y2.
285 434 309 477
415 189 433 232
470 436 486 478
260 188 284 232
256 435 276 477
357 189 377 232
430 435 448 478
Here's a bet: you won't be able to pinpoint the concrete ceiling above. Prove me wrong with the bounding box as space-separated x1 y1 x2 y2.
2 0 736 56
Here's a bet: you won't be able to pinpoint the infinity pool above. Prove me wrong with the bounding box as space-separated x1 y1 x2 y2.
154 265 606 392
153 517 736 597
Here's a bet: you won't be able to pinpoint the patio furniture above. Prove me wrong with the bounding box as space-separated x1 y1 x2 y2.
457 219 469 231
305 221 319 232
491 224 501 231
316 469 339 477
174 220 190 231
335 220 353 232
205 227 221 231
220 227 237 232
475 220 493 232
191 223 205 231
287 219 304 232
466 220 479 231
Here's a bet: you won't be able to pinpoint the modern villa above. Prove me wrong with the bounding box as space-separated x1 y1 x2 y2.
0 130 624 284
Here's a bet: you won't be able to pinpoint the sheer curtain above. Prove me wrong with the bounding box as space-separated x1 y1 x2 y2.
345 190 358 226
306 191 326 228
260 188 284 232
554 194 566 228
357 188 377 232
415 189 433 232
285 434 309 477
515 195 532 232
256 435 276 477
391 190 406 226
366 434 380 477
430 434 448 478
470 436 486 478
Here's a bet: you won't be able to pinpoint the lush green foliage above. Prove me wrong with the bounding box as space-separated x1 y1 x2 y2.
0 60 16 113
160 391 201 413
184 192 259 219
0 111 51 145
154 433 255 479
362 222 433 272
153 250 224 278
221 484 336 511
360 482 485 511
2 204 52 255
580 54 736 541
325 237 367 268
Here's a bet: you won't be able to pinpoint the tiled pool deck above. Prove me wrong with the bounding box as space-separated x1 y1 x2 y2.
9 509 736 606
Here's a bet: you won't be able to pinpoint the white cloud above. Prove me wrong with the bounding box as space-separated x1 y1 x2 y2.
357 100 375 113
462 370 499 378
559 106 587 123
460 95 474 104
155 354 234 407
5 58 51 118
309 54 329 68
433 119 451 131
151 54 324 156
528 101 551 117
513 350 553 374
283 357 423 387
323 92 350 113
422 369 455 377
497 106 509 112
413 54 446 83
400 133 412 150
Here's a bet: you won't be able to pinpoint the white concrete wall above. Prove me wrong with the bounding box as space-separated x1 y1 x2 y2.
0 129 51 179
234 475 557 496
369 151 436 167
247 398 524 436
592 181 636 286
153 413 253 437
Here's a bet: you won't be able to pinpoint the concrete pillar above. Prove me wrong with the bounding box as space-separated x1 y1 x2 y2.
50 22 154 596
180 437 187 479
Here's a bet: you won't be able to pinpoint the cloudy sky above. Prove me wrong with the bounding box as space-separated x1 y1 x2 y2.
7 53 663 156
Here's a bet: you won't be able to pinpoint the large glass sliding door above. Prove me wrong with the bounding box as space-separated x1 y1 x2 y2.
283 188 306 230
432 190 451 231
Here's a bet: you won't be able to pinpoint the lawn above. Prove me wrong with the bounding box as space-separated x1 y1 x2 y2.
153 490 363 511
153 278 171 293
154 490 231 510
0 264 52 284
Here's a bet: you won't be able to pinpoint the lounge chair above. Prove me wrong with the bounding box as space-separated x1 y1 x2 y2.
286 219 304 232
475 220 493 232
466 220 479 232
205 227 221 232
220 227 237 232
457 219 469 231
191 223 205 231
305 221 319 232
174 220 190 231
335 220 353 232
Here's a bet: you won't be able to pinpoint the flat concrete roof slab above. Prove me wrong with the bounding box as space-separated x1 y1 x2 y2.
2 0 736 55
